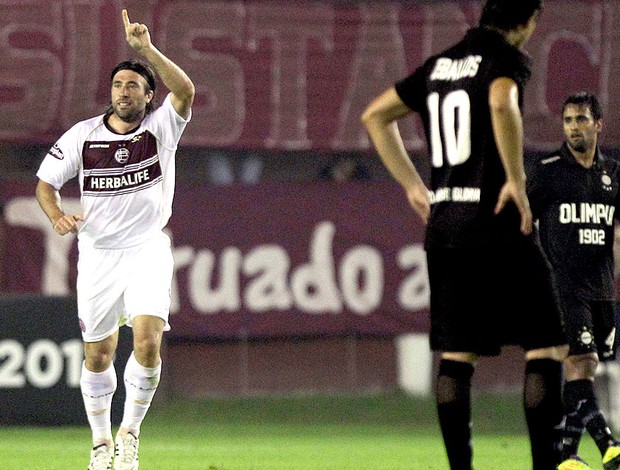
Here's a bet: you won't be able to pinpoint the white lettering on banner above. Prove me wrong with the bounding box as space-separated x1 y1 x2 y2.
189 247 243 313
6 198 430 315
175 220 428 316
5 197 81 295
0 339 83 389
339 245 384 314
289 222 342 312
167 239 194 313
244 246 293 311
398 245 430 310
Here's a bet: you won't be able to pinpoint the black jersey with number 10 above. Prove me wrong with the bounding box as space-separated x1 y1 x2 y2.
395 27 532 250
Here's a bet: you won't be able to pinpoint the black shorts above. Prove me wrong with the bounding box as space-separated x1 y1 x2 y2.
559 293 617 361
427 239 567 356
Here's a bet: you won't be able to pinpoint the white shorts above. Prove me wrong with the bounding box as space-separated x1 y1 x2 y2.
76 232 173 342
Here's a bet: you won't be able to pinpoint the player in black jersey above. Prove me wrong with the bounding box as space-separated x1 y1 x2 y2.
528 92 620 470
362 1 567 469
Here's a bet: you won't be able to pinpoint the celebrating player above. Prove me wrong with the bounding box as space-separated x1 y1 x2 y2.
35 9 194 470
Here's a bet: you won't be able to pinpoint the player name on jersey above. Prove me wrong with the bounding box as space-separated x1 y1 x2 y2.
430 55 482 82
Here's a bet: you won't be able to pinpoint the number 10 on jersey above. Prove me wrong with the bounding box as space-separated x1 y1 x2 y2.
428 90 471 168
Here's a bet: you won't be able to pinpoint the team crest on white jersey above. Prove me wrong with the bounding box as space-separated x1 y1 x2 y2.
115 147 130 164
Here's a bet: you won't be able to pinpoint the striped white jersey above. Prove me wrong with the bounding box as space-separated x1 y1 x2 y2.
37 94 190 249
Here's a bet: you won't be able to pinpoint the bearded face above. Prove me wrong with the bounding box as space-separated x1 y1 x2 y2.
563 104 601 155
110 69 153 124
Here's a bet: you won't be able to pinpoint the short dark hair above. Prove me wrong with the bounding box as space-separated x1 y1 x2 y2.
562 92 603 120
479 0 543 31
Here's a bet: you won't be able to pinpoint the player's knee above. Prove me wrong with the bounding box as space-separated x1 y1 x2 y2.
84 350 115 372
132 339 161 367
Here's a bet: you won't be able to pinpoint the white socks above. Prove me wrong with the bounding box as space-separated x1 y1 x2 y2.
80 352 161 442
80 362 117 444
120 351 161 435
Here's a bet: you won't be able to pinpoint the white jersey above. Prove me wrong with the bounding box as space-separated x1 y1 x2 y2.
37 94 190 249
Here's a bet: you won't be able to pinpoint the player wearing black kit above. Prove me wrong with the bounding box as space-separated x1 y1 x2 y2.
362 1 567 469
529 92 620 470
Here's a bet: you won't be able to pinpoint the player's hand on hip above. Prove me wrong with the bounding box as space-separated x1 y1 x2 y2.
406 184 430 225
122 9 152 53
494 181 532 236
52 214 84 235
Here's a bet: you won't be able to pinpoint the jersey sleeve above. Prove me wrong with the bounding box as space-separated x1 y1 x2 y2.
527 153 562 221
489 48 532 95
526 160 546 220
36 123 84 190
394 65 428 113
147 93 191 149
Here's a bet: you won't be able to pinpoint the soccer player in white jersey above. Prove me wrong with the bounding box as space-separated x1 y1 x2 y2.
35 9 194 470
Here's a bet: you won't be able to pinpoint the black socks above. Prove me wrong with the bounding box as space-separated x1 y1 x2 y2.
436 359 475 470
524 358 564 470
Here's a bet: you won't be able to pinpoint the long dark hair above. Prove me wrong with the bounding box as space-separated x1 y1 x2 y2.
105 59 158 115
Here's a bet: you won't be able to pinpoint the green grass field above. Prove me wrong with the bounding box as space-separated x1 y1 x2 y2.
0 392 601 469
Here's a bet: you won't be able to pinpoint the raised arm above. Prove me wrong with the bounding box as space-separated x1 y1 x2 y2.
489 77 532 235
122 9 195 119
361 87 430 224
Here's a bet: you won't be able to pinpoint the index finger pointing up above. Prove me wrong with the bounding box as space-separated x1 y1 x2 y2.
122 9 130 29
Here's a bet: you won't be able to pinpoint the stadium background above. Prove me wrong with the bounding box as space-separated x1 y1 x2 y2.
1 0 620 426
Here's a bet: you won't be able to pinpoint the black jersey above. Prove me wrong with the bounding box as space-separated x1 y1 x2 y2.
395 27 532 249
528 143 620 300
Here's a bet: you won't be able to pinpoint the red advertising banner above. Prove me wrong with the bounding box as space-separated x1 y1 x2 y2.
0 179 430 339
0 0 619 152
